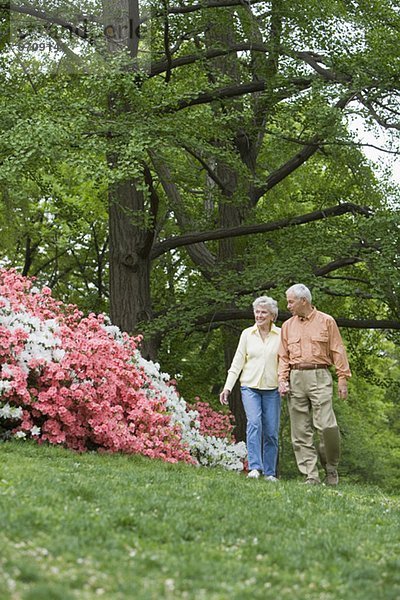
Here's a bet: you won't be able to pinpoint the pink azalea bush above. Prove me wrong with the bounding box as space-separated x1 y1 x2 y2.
0 269 246 469
188 399 235 440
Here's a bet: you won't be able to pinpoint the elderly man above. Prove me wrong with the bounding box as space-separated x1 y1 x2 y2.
278 284 351 485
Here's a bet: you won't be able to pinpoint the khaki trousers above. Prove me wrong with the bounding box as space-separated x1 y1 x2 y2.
288 368 338 480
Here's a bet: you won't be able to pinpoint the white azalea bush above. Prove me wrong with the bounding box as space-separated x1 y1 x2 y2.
0 269 246 470
135 354 247 470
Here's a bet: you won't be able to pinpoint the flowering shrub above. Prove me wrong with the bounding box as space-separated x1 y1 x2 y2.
0 269 246 470
188 399 235 440
136 359 246 470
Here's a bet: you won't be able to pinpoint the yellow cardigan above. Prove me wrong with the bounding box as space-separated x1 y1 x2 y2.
224 323 281 391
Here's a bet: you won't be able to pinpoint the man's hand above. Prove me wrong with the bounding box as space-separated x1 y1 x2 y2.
338 382 348 399
219 389 230 405
278 381 290 396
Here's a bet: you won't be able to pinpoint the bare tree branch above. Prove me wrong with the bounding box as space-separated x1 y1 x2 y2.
192 308 400 330
357 93 400 131
164 0 266 16
150 202 371 259
150 42 271 76
254 92 357 199
7 2 90 40
313 257 363 276
149 152 216 270
289 50 351 84
263 129 400 156
170 77 313 112
322 275 371 284
254 134 321 199
182 144 230 195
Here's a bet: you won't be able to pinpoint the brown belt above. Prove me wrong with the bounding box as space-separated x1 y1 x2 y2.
291 364 328 371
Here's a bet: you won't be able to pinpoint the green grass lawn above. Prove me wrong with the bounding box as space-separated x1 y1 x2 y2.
0 441 399 600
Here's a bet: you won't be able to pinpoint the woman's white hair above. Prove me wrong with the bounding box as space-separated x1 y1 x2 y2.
252 296 279 321
286 284 312 303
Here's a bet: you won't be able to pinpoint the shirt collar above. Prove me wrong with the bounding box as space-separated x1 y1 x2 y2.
298 307 316 322
251 323 280 335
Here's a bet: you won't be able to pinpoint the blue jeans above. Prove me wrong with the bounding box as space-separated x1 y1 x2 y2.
241 386 281 476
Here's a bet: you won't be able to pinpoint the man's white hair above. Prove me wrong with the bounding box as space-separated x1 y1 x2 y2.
286 284 312 303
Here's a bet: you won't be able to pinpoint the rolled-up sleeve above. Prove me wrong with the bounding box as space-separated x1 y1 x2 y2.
327 318 351 383
278 324 291 383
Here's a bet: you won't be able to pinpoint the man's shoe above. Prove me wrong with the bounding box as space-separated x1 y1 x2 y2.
264 475 278 482
247 469 260 479
325 470 339 486
303 477 321 485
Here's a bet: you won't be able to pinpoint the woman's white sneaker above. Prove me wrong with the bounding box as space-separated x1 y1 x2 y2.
247 469 260 479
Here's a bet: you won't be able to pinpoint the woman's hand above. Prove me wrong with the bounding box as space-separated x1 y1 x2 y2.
219 389 230 405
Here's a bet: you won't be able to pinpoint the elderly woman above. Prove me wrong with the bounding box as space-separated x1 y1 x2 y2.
220 296 281 481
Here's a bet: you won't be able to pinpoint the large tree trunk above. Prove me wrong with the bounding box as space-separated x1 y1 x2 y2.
216 170 250 441
108 180 158 358
218 199 249 442
102 0 159 359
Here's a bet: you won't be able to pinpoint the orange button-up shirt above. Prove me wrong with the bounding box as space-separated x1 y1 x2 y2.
278 308 351 385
